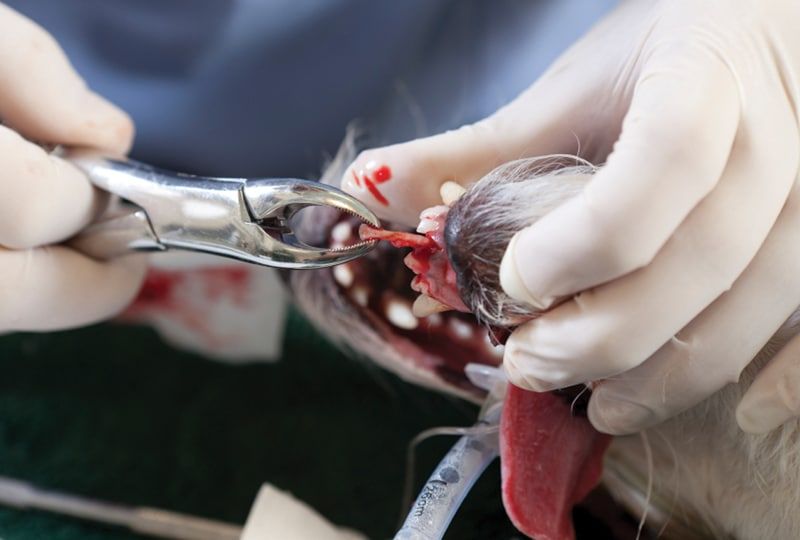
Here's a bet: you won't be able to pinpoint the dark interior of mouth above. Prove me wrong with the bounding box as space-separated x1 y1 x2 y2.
325 214 625 540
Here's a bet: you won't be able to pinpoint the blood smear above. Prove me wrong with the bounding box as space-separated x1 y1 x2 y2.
352 164 392 206
122 267 252 347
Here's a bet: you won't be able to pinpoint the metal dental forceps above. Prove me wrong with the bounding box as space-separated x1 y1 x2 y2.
67 151 379 270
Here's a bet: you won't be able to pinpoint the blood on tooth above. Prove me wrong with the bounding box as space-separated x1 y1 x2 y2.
351 286 369 307
331 222 353 244
333 264 354 288
386 299 419 330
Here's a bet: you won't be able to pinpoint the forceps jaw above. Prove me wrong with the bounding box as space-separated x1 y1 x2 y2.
243 179 380 227
67 152 380 269
241 179 381 269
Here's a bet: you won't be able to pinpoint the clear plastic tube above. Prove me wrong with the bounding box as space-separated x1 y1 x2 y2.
394 408 501 540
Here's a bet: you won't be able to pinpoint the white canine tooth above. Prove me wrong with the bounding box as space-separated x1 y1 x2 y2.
333 264 354 287
416 219 438 235
351 287 368 307
449 318 473 339
440 181 466 206
331 222 353 243
417 205 449 234
386 299 419 330
412 294 451 317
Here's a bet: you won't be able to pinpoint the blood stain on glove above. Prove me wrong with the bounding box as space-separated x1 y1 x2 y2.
351 162 392 206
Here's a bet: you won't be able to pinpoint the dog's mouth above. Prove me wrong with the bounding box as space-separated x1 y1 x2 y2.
322 212 503 395
290 203 618 540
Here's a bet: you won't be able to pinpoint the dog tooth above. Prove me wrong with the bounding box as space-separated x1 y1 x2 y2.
333 264 354 287
412 294 451 317
416 219 438 235
440 181 466 206
387 299 419 330
426 313 443 326
351 286 369 307
449 318 473 339
331 222 353 243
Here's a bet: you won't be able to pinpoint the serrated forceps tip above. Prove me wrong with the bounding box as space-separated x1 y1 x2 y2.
67 151 380 270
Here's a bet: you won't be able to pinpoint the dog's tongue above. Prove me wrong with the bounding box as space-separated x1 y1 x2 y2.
501 384 612 540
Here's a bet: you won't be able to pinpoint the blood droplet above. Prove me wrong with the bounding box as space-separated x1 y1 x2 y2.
372 165 392 183
352 163 392 206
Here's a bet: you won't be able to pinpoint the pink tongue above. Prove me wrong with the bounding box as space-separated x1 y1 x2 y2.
500 384 611 540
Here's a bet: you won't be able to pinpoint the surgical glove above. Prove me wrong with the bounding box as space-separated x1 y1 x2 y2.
342 0 800 435
737 330 800 434
0 4 145 331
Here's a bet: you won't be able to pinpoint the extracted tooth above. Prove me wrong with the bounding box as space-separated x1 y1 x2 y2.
440 181 466 206
412 294 451 317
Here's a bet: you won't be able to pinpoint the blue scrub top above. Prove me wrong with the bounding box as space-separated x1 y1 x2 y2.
6 1 615 177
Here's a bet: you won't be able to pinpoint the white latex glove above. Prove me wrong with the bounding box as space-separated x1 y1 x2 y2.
0 4 145 331
342 0 800 435
737 330 800 434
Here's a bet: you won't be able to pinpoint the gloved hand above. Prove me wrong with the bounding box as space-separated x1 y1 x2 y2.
737 330 800 434
342 0 800 435
0 4 145 331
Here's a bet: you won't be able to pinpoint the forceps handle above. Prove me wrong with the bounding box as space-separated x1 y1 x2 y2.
66 152 381 269
66 153 167 259
68 209 163 260
68 152 270 265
